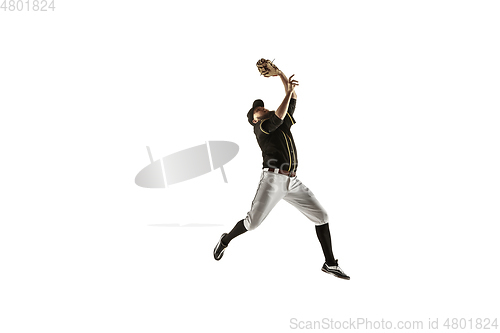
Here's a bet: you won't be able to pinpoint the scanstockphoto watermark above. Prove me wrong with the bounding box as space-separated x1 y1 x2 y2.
289 318 424 330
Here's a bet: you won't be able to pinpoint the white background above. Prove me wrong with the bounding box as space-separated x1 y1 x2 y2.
1 0 499 332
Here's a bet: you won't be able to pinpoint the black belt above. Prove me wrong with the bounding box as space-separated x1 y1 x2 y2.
265 168 296 177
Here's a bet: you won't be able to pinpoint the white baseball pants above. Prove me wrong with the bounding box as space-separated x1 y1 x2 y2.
243 169 329 231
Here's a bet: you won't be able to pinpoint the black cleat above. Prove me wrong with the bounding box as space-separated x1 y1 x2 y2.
321 260 350 280
213 233 228 261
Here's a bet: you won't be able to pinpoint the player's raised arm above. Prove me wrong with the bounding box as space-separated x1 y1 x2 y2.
275 75 299 120
279 71 297 99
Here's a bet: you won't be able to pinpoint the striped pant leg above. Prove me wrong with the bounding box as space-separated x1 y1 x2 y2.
282 177 329 225
243 171 289 231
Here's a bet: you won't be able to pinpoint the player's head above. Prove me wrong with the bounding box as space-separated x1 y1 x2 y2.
253 106 272 123
247 99 271 125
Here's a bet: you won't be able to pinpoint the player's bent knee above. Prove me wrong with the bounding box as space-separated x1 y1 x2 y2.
314 211 329 225
244 216 262 231
322 211 329 223
245 206 271 231
246 223 257 231
246 220 263 231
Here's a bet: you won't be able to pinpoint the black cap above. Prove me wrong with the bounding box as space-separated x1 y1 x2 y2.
247 99 264 125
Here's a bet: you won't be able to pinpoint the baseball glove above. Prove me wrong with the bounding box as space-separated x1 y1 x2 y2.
256 58 281 77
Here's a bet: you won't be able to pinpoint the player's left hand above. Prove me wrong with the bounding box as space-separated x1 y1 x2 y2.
287 74 299 93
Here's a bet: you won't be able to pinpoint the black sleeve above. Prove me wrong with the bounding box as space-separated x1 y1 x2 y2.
287 98 296 116
283 98 297 127
257 113 283 135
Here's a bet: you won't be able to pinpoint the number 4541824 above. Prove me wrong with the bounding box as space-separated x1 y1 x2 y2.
1 0 55 11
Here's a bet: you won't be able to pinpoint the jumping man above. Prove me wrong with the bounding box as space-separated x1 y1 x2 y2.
213 63 350 280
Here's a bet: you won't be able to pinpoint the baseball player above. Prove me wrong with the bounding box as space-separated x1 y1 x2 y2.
213 59 350 280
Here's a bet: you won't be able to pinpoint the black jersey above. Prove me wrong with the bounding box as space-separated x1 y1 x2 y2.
253 98 298 173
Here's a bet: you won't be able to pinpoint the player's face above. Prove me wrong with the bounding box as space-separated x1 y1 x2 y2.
254 106 271 121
